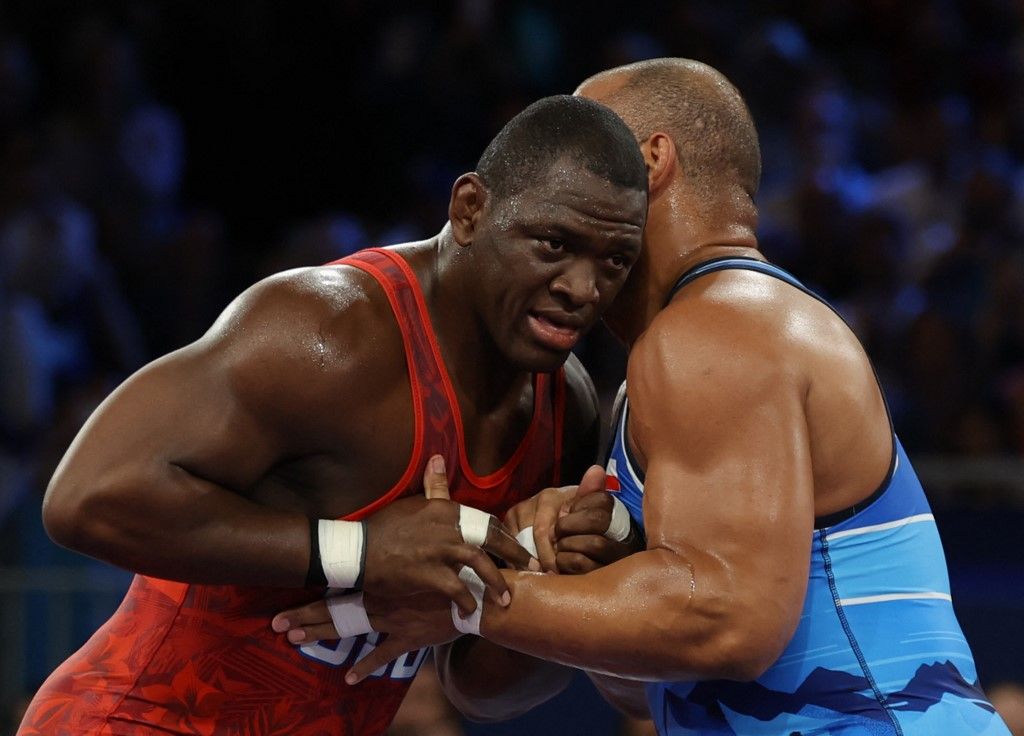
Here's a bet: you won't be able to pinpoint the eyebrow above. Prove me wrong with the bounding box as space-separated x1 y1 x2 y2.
531 219 641 252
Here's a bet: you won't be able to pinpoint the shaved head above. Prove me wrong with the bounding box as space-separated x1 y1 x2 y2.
576 58 761 202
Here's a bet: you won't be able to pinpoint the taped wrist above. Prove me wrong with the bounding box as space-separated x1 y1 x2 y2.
307 518 367 589
451 566 485 636
326 591 374 639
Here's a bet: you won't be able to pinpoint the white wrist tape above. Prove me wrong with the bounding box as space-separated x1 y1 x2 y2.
318 519 365 589
605 495 632 542
451 566 485 636
458 504 491 547
515 526 539 558
326 591 374 639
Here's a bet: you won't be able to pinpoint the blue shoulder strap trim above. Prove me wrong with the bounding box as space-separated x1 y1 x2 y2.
669 256 808 303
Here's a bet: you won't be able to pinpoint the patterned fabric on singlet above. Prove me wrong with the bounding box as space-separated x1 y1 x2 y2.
19 247 567 736
605 257 1009 736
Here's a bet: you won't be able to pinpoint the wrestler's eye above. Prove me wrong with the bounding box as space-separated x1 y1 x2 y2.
607 253 627 269
541 238 566 251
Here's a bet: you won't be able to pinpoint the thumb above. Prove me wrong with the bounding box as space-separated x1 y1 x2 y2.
423 455 452 500
575 465 607 498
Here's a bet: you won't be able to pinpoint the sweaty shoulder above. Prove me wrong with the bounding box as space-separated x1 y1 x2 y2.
631 271 809 395
640 267 867 386
631 266 890 509
200 264 406 437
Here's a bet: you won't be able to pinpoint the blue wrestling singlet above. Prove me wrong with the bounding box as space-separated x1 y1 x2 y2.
606 257 1010 736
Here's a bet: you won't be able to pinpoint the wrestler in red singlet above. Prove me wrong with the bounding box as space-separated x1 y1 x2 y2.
20 249 565 736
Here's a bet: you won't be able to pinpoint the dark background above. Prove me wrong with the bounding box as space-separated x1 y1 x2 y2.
1 1 1022 734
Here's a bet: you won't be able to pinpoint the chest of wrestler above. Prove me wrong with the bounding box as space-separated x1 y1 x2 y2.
247 368 551 520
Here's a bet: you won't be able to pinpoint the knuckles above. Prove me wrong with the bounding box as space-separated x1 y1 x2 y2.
555 509 610 538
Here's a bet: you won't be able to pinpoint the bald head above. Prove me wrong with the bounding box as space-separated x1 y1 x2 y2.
576 58 761 202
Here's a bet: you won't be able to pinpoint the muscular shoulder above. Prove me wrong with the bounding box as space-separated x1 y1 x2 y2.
661 268 858 368
628 278 806 421
210 264 390 336
200 265 405 424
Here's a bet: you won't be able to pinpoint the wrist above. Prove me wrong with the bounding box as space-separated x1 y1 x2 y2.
307 518 367 589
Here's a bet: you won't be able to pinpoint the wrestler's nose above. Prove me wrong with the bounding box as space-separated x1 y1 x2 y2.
551 259 599 307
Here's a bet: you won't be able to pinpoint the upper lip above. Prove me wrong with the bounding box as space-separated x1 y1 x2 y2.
530 309 587 330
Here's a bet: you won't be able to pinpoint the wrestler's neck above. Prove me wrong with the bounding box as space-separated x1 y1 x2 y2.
610 193 761 348
416 229 528 408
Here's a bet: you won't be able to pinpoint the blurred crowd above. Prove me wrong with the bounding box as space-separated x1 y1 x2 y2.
1 1 1023 733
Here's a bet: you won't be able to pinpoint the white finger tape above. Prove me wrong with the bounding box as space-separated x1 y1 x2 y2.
319 519 365 589
451 566 485 636
326 591 374 640
515 526 539 558
605 495 632 543
458 504 492 547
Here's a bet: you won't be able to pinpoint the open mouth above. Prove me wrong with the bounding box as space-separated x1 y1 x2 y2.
527 312 583 351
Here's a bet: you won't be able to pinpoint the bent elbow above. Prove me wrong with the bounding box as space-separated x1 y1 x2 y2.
42 475 124 556
720 648 776 682
715 626 789 682
41 480 86 550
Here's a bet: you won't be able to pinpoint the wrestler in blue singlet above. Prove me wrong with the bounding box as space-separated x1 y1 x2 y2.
606 257 1010 736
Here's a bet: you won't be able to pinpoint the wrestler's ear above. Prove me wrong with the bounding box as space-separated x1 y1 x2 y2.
639 132 677 197
449 172 489 248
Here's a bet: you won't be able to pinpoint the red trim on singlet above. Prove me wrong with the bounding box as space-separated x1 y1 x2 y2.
335 253 425 521
552 367 566 486
457 374 546 489
374 248 548 490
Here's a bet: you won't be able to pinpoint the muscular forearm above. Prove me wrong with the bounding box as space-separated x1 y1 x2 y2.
480 548 775 681
435 637 573 721
43 461 310 587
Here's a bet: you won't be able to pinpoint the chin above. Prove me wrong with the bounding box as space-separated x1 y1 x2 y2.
507 344 572 374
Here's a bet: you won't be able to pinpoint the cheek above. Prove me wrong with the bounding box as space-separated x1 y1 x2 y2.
598 272 630 305
500 258 557 295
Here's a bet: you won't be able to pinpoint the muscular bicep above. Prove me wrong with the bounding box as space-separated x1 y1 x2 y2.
52 270 359 498
630 316 815 650
39 270 378 584
57 341 283 495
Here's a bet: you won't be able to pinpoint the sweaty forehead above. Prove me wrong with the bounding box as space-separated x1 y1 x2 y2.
491 168 643 237
497 164 645 232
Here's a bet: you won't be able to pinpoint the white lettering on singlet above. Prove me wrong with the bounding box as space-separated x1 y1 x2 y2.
299 632 428 681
